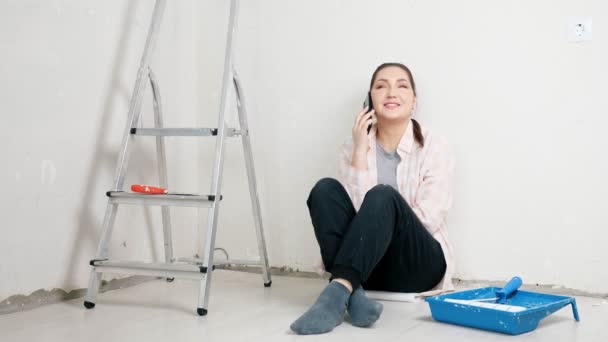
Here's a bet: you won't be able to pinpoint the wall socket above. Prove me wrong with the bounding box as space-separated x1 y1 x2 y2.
568 17 592 42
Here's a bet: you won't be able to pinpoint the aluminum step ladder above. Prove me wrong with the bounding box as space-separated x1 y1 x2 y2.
84 0 271 316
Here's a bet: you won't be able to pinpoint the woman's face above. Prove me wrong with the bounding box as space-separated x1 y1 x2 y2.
370 66 416 122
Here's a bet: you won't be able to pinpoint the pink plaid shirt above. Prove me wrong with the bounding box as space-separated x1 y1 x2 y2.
337 120 455 294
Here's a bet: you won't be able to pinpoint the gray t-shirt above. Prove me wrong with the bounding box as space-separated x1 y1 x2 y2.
376 140 401 191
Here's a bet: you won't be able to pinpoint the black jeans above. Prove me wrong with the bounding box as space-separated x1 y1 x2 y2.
307 178 446 292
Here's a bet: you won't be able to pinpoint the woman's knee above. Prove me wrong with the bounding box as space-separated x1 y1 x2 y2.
309 178 342 201
364 184 399 204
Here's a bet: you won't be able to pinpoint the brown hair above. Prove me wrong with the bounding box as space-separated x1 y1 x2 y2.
369 62 424 147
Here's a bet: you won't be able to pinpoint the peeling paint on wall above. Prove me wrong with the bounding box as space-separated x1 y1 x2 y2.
0 276 152 315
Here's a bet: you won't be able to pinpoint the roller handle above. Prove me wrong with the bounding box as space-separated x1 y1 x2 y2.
495 276 522 303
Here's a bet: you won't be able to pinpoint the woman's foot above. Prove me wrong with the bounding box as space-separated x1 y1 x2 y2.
347 287 383 327
290 281 350 335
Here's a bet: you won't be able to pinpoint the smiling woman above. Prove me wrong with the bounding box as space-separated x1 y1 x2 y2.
368 63 424 149
290 63 455 335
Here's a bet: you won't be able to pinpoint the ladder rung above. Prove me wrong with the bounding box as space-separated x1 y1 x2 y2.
214 259 262 266
107 191 219 208
131 128 217 136
90 260 213 280
131 128 217 137
130 128 243 137
175 257 261 268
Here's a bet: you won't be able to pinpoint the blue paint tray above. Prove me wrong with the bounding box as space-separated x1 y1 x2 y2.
425 277 580 335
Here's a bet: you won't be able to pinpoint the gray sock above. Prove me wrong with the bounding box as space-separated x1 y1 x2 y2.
290 281 350 335
347 287 383 327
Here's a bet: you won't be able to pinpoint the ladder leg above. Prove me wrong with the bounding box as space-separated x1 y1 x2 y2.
84 203 119 307
149 68 174 272
85 0 167 309
197 201 221 316
84 60 148 309
197 104 229 314
197 0 239 316
197 120 229 313
233 71 271 286
84 272 101 308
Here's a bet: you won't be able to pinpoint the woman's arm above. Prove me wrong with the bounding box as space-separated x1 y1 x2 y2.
337 141 371 211
336 107 374 210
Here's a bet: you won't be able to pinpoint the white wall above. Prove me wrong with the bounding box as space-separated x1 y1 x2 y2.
215 0 608 293
1 0 607 301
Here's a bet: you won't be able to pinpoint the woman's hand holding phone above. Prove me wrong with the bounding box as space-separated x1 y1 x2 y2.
351 107 373 168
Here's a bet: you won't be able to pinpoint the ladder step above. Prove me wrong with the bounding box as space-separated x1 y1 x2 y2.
130 128 243 137
90 260 214 280
131 127 217 136
107 191 220 208
213 259 261 266
178 257 261 267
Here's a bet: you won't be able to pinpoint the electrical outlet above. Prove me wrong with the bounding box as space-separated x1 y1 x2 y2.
568 17 592 42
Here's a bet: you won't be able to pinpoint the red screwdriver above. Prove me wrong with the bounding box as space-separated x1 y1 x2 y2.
131 184 168 194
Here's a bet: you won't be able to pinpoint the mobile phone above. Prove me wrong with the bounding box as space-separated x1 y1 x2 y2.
363 91 374 134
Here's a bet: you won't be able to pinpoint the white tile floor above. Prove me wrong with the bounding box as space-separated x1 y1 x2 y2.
1 270 606 342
